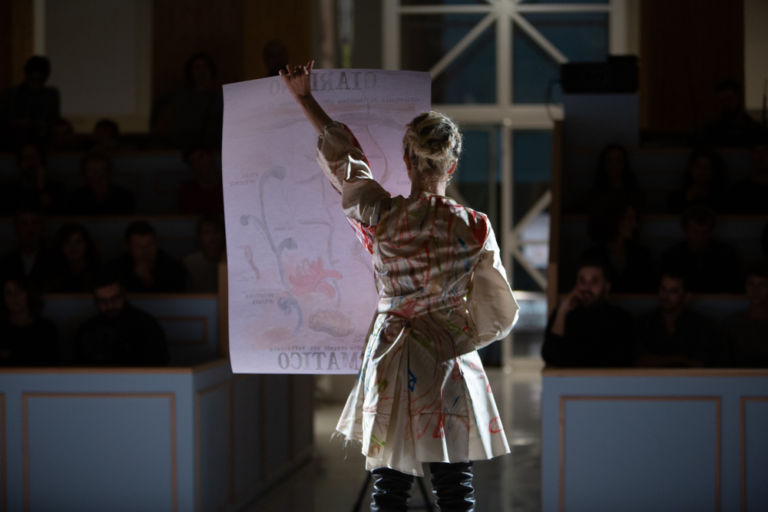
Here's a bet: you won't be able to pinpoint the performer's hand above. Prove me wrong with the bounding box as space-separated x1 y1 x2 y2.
280 60 314 100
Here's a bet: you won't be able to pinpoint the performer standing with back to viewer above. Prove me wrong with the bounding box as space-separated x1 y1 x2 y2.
281 61 519 511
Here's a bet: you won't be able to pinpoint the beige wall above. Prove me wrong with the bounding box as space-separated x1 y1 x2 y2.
744 0 768 113
44 0 152 133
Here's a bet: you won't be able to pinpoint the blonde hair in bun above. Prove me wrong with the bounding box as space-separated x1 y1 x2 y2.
402 111 462 183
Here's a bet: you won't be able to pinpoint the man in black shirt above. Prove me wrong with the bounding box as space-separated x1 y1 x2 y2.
635 271 719 367
74 271 169 366
542 254 635 367
112 220 187 293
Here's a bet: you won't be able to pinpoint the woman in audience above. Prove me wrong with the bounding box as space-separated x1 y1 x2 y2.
666 148 728 214
587 197 656 293
183 215 225 293
51 223 101 292
0 275 59 365
584 144 645 212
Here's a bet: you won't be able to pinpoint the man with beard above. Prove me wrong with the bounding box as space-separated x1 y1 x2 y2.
542 253 635 367
74 270 169 366
635 270 719 367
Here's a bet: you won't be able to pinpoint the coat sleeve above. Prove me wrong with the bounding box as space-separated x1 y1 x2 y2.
467 219 519 349
316 121 392 252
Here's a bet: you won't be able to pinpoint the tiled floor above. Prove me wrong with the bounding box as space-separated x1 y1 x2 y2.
247 368 542 511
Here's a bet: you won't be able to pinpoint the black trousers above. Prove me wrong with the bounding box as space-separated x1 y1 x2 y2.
370 462 474 512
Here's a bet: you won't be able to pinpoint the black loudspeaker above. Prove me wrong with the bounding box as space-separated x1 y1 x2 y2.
561 55 638 93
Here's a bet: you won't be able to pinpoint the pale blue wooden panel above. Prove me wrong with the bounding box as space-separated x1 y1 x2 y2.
197 382 231 511
745 399 768 512
563 398 719 512
25 393 175 511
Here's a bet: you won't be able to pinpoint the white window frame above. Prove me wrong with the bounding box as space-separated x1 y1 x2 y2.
382 0 627 365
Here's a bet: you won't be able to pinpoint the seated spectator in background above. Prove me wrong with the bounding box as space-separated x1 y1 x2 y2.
183 216 225 293
151 52 223 150
262 39 289 77
0 275 59 365
542 251 635 367
763 223 768 259
579 144 645 213
112 220 186 293
0 143 63 214
49 117 78 152
661 205 742 293
73 270 168 366
726 137 768 214
50 223 101 292
586 197 655 293
697 80 765 148
720 262 768 367
635 270 719 367
0 55 60 150
91 118 121 152
66 150 135 215
0 202 57 290
179 147 224 215
666 148 729 214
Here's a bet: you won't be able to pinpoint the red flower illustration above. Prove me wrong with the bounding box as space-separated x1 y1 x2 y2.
288 257 343 297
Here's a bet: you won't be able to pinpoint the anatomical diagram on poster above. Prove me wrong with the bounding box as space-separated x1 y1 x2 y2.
222 69 430 374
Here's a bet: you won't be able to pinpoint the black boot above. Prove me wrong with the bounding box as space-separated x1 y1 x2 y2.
370 467 415 512
429 462 475 512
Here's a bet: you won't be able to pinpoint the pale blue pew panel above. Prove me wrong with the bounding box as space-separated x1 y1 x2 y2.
541 370 768 512
25 393 175 511
562 397 718 512
1 360 314 511
196 379 232 511
744 399 768 512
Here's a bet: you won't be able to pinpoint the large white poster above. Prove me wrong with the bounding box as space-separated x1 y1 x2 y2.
222 69 431 374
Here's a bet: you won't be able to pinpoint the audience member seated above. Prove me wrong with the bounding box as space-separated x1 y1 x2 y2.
696 79 766 149
635 270 719 367
151 52 223 150
666 148 729 214
0 55 61 150
91 118 121 152
73 270 169 366
111 220 186 293
262 39 290 77
720 262 768 367
0 202 57 290
542 252 635 367
660 205 743 293
49 117 79 152
50 223 101 293
576 144 645 213
763 223 768 259
586 197 655 293
183 215 225 293
179 147 224 215
0 275 59 365
66 150 135 215
725 137 768 214
0 143 64 215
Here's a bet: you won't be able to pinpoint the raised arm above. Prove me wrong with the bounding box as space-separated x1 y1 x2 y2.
279 61 332 134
